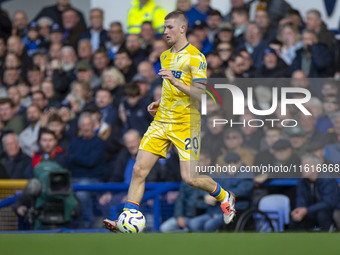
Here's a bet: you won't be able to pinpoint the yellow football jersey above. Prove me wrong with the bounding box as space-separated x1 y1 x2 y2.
154 43 207 123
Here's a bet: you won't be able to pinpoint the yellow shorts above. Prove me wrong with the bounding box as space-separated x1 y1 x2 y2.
139 121 201 161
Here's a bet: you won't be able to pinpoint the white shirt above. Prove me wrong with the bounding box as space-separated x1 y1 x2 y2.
19 120 41 157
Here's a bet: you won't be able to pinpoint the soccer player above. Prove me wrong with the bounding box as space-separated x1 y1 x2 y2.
104 10 235 232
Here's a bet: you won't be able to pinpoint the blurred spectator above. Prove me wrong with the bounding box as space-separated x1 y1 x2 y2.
66 112 106 228
49 23 64 44
206 51 224 78
140 21 155 55
7 35 31 70
127 0 166 34
17 80 32 108
37 17 53 41
77 39 92 62
193 20 213 55
7 86 25 120
213 22 234 47
255 9 276 41
105 21 125 60
217 128 255 167
41 80 61 108
237 22 268 69
255 127 282 164
239 112 264 150
299 114 328 148
291 154 340 231
0 98 24 135
239 49 256 78
32 128 66 168
32 50 49 73
277 24 303 65
100 67 125 108
185 0 212 27
27 65 43 92
291 29 331 78
224 0 248 22
114 49 137 83
93 49 110 77
2 68 20 88
176 0 192 12
33 0 86 29
288 126 307 157
305 9 335 50
58 101 78 140
49 42 62 60
148 38 168 74
95 88 118 125
22 22 47 57
83 104 111 141
47 113 70 151
0 36 6 69
19 105 42 157
62 8 86 49
0 133 32 179
125 34 148 67
76 60 100 90
224 52 245 81
51 46 77 96
255 48 290 78
324 112 340 163
315 96 338 134
216 41 233 67
119 82 153 136
131 73 151 100
11 11 28 38
80 8 108 51
70 81 92 108
137 61 157 86
231 7 249 46
32 91 48 112
206 9 223 44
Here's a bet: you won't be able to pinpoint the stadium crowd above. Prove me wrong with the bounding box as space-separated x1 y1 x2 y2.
1 0 340 231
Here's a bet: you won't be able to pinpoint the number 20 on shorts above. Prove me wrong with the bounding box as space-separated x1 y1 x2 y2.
184 137 199 150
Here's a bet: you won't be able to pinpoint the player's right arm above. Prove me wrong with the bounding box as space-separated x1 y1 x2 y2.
147 99 161 116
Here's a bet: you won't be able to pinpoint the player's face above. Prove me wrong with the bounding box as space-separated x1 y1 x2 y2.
164 19 180 45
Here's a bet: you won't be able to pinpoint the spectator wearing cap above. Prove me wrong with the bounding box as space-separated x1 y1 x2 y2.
49 24 63 44
105 22 126 61
80 8 108 52
185 0 212 27
315 96 339 134
19 105 41 157
33 0 86 30
119 82 153 136
291 29 331 78
288 126 308 157
217 128 255 167
76 60 100 90
100 67 125 109
0 98 24 135
131 73 151 100
62 8 86 49
291 154 340 231
206 10 223 44
114 49 137 83
0 133 33 179
231 7 249 46
22 22 48 57
254 48 290 78
189 151 253 232
236 22 268 70
193 20 213 55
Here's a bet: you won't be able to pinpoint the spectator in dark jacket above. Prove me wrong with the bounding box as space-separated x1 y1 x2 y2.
0 133 32 179
291 154 340 231
66 112 106 228
61 8 86 49
119 82 153 136
236 22 268 69
95 88 118 126
291 29 331 78
255 48 290 78
80 8 108 51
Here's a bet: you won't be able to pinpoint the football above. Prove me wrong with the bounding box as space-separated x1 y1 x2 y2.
117 209 146 233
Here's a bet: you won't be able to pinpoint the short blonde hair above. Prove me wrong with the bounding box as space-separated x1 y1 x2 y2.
101 67 125 87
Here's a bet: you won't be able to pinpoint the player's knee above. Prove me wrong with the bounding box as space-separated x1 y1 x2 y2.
132 164 148 180
183 176 199 188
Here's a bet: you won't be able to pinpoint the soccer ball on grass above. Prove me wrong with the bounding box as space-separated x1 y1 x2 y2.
117 209 146 233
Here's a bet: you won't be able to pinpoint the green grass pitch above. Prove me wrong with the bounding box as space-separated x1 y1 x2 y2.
0 233 338 255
